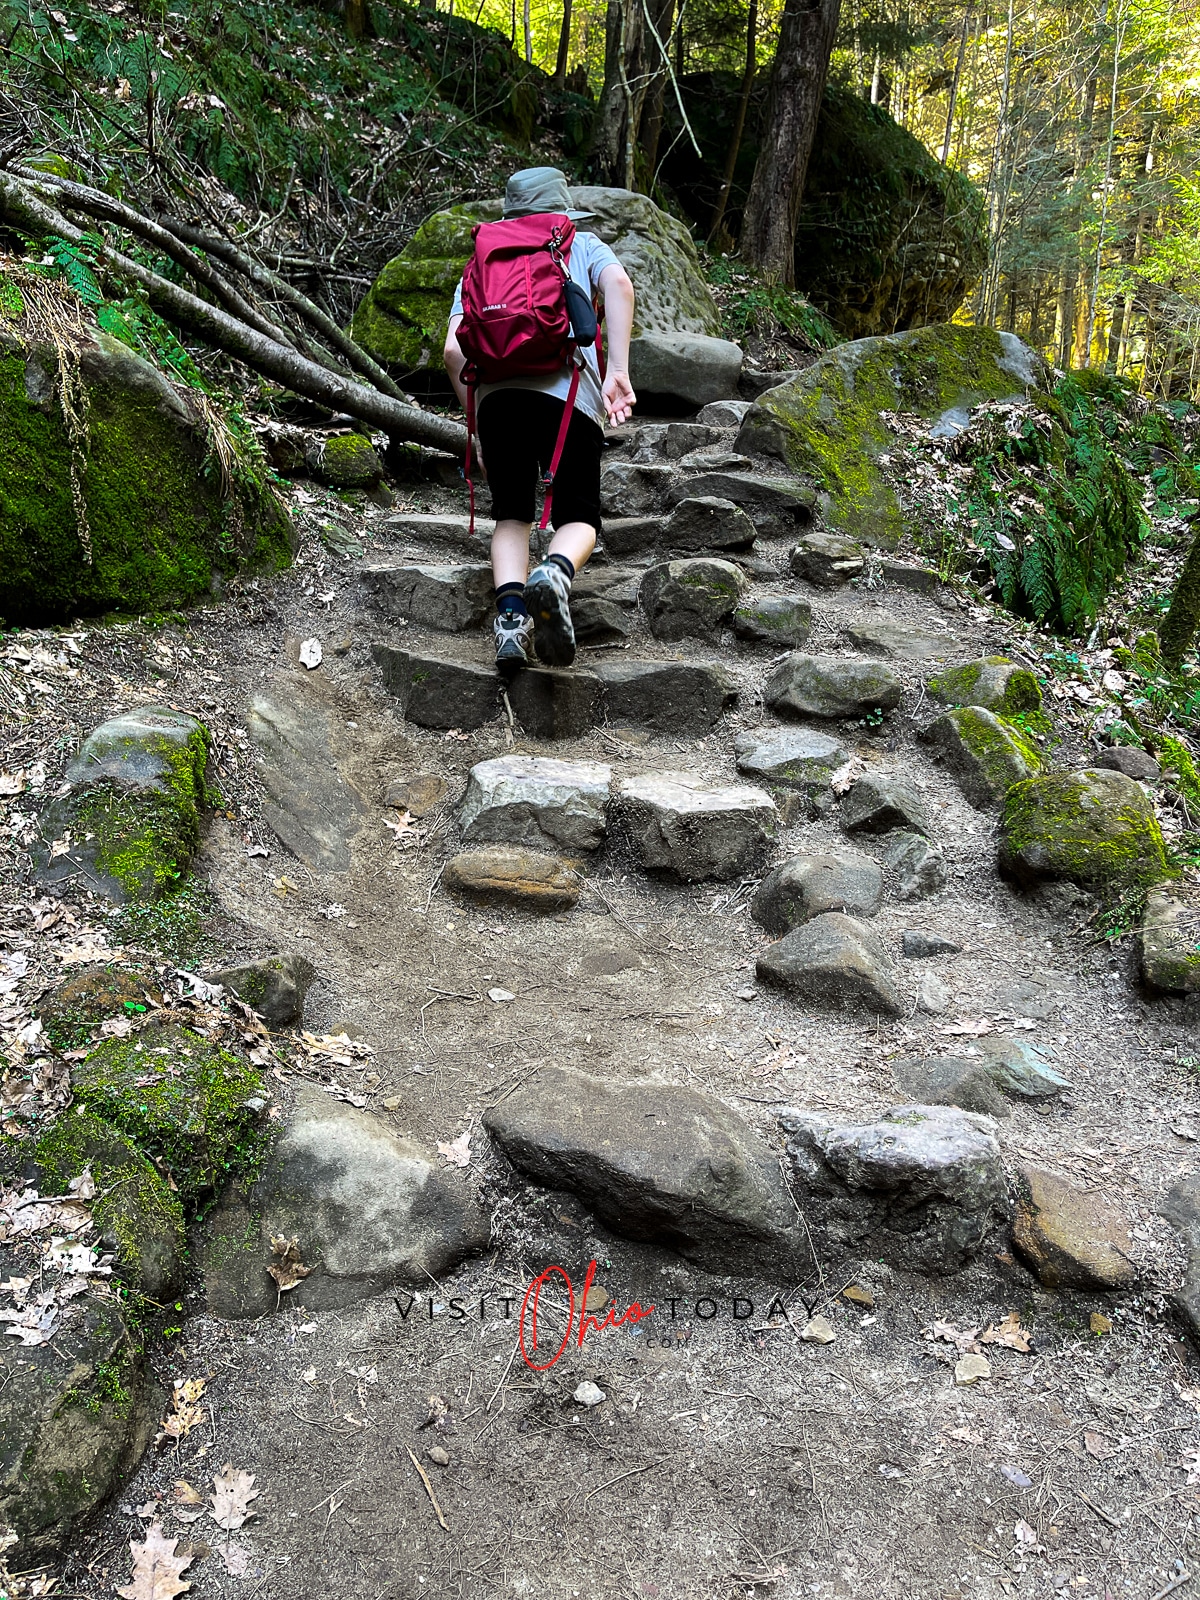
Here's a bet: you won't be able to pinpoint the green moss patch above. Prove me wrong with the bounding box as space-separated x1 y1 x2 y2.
350 206 490 374
34 1112 185 1301
740 324 1045 547
72 1025 267 1205
928 656 1043 716
38 965 161 1050
316 433 382 489
999 769 1170 892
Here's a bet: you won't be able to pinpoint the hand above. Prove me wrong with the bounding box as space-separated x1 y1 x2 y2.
603 369 636 425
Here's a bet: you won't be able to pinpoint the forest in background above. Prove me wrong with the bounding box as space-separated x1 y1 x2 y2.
471 0 1200 399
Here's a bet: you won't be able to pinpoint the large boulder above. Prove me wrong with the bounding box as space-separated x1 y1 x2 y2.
997 768 1168 890
765 653 903 720
658 75 988 339
927 656 1043 716
737 325 1049 547
0 320 291 624
34 707 210 903
752 850 882 934
757 912 903 1016
779 1103 1007 1273
197 1084 490 1316
351 185 725 385
922 706 1041 808
1141 889 1200 994
640 558 749 641
483 1066 801 1274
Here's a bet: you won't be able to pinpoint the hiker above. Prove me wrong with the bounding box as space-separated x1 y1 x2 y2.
443 166 636 674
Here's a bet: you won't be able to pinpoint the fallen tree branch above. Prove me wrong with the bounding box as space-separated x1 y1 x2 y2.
158 214 409 403
0 171 468 455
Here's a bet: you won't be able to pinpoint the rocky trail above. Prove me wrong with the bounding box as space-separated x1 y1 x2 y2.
4 384 1200 1600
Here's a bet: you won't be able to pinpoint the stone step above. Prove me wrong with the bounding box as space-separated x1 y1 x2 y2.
667 471 814 534
603 497 756 560
378 512 479 553
614 421 725 462
359 561 492 632
372 645 738 736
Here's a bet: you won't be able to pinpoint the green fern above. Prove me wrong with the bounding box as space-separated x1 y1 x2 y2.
42 232 104 306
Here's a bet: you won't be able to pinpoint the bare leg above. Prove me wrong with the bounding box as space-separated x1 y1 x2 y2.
491 519 533 589
547 521 596 573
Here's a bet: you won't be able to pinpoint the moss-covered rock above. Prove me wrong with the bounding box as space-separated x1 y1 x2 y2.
0 322 293 625
1140 889 1200 994
307 432 383 489
34 1113 185 1301
924 706 1041 809
927 656 1042 716
998 768 1169 891
35 707 211 904
38 965 163 1050
0 1285 153 1560
72 1025 267 1205
737 324 1049 546
351 185 723 378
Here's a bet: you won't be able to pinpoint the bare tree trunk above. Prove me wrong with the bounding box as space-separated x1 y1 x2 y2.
740 0 842 286
638 0 677 179
345 0 371 39
522 0 532 63
586 0 648 187
940 11 971 163
553 0 574 84
708 0 758 243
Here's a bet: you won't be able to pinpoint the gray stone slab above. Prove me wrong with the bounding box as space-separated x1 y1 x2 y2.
595 659 737 733
619 770 776 881
460 755 612 852
246 684 367 871
373 644 500 731
359 562 492 632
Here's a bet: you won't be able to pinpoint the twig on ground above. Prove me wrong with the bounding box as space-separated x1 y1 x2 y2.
406 1445 448 1531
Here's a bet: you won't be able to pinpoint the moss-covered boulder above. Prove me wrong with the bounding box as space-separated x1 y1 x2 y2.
0 320 293 625
34 1113 185 1300
737 325 1049 546
0 1283 153 1560
1141 889 1200 994
35 707 211 903
351 185 723 378
928 656 1043 717
998 768 1169 891
72 1025 267 1204
38 964 162 1049
307 432 383 489
923 706 1041 809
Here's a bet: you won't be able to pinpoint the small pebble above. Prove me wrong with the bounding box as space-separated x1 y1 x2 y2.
842 1283 874 1310
427 1445 450 1467
954 1353 991 1385
487 987 516 1004
735 986 758 1002
573 1380 606 1408
800 1315 836 1345
1089 1311 1112 1336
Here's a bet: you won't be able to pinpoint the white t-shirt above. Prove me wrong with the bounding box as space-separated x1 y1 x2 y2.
450 229 620 431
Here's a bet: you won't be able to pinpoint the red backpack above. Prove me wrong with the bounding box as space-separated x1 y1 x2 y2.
456 213 601 534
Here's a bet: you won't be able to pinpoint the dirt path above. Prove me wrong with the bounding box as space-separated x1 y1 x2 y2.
6 443 1199 1599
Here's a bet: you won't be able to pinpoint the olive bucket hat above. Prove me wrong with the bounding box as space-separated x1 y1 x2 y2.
502 166 593 221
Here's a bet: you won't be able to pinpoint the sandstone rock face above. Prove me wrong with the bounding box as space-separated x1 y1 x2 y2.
640 558 749 641
199 1086 490 1317
1140 889 1200 994
443 846 581 911
629 331 743 406
923 706 1040 808
35 706 211 902
841 775 931 836
732 593 813 646
764 654 903 720
374 644 500 731
780 1103 1007 1273
738 325 1048 546
927 656 1043 716
0 326 290 625
459 756 612 853
884 831 947 899
351 185 724 378
1012 1166 1135 1290
210 952 315 1027
998 768 1168 889
619 771 776 882
752 851 883 934
359 562 493 632
790 532 864 587
482 1066 801 1274
757 912 903 1015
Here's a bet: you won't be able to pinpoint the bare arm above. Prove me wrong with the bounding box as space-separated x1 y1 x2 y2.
597 262 636 425
444 313 469 410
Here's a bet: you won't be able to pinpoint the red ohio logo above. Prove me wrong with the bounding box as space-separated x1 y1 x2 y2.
519 1260 655 1372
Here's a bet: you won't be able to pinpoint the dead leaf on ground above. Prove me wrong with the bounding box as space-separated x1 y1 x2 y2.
267 1235 312 1291
926 1320 981 1353
218 1542 249 1576
210 1463 262 1531
979 1312 1033 1352
156 1378 206 1448
436 1131 471 1168
115 1522 194 1600
1084 1430 1114 1459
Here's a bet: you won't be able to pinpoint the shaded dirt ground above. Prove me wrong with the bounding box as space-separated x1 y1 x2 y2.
4 453 1200 1599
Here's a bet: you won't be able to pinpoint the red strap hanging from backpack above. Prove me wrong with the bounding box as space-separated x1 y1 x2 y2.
538 365 581 533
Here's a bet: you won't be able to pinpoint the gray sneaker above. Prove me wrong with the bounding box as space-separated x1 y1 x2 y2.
493 609 534 676
525 560 576 667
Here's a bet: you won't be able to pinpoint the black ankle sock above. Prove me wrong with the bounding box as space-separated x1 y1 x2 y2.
495 582 527 618
547 552 575 581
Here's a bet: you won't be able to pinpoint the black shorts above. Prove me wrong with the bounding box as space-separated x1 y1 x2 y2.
476 389 604 532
